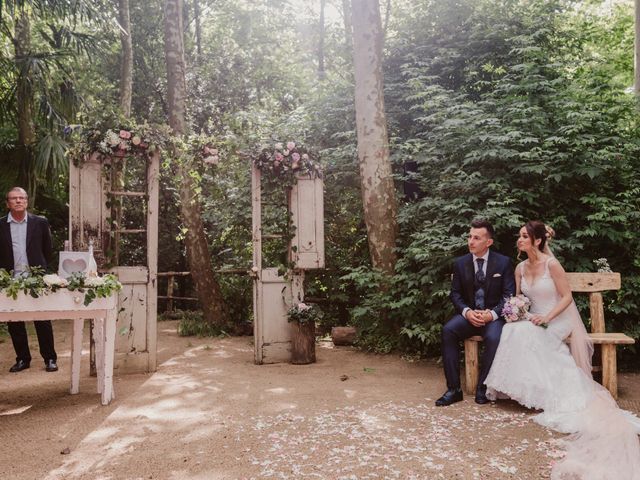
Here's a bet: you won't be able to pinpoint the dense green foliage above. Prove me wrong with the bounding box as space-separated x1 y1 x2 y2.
1 0 638 366
340 0 640 361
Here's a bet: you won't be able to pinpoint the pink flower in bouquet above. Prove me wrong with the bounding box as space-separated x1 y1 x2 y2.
118 141 129 151
292 152 301 162
119 130 132 139
297 302 311 311
274 152 284 162
502 294 531 322
287 141 296 150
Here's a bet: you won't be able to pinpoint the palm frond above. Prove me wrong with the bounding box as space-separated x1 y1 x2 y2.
34 132 67 179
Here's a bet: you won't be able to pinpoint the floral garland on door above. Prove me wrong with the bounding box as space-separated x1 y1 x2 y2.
253 141 322 188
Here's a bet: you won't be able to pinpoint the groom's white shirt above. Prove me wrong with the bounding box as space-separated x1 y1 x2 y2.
462 250 498 321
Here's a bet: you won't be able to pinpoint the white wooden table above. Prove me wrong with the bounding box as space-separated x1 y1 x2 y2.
0 291 118 405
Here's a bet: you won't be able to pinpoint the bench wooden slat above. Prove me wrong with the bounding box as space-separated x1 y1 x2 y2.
566 272 621 292
468 332 635 345
589 333 635 345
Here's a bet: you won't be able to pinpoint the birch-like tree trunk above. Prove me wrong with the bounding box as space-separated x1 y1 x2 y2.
118 0 133 117
163 0 229 326
341 0 353 59
351 0 397 275
318 0 326 80
15 10 37 200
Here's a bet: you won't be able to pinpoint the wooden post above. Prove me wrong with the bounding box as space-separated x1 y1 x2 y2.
166 275 175 312
146 151 160 373
252 164 263 364
589 292 605 333
601 344 618 400
464 339 479 395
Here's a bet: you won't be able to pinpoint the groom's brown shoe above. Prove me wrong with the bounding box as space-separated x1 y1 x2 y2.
435 388 463 406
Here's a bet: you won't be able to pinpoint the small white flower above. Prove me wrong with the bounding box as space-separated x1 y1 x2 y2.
85 276 106 287
274 143 283 150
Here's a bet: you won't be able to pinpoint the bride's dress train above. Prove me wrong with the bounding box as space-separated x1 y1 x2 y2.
485 260 640 479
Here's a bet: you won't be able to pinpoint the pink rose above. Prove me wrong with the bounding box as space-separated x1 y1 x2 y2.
287 141 296 150
292 152 300 162
274 152 284 162
119 130 132 139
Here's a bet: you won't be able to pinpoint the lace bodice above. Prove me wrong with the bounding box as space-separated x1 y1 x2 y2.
520 258 559 316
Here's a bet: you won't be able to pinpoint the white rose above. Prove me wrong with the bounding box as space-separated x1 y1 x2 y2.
43 274 67 287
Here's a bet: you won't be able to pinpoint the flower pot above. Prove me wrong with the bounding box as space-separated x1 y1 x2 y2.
290 320 316 364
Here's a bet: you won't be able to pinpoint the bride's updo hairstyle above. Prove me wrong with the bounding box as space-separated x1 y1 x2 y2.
525 220 548 252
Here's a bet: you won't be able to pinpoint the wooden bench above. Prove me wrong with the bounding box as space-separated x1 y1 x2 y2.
463 272 635 399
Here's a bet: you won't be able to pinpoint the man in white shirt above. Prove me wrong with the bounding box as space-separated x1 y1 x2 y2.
0 187 57 372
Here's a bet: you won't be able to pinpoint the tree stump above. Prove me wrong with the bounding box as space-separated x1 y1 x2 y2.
290 320 316 364
331 326 357 346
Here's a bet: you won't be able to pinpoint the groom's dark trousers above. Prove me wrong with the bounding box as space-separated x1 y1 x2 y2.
443 251 515 391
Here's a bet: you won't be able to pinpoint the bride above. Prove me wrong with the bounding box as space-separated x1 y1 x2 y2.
484 220 640 479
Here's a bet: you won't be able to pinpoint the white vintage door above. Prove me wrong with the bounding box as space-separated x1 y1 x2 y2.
253 268 291 364
69 152 159 373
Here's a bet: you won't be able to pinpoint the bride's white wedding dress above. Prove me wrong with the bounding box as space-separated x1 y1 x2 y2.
485 259 640 479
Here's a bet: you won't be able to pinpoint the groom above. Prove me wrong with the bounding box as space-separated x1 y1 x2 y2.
436 219 515 406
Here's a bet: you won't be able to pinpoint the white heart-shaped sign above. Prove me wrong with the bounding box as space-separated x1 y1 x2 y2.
62 258 87 274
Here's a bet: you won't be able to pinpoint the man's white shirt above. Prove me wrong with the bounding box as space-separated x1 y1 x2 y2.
8 211 28 275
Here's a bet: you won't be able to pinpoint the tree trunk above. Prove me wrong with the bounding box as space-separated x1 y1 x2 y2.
163 0 229 326
351 0 398 275
290 320 316 364
194 0 202 65
15 10 37 201
318 0 326 80
118 0 133 117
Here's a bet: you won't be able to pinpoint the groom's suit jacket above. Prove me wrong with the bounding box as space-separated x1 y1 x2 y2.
450 250 515 320
0 213 53 272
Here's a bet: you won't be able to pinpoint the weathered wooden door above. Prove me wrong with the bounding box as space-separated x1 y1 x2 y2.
251 165 323 364
69 151 159 373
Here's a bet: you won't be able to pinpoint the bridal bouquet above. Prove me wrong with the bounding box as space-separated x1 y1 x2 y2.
502 294 531 322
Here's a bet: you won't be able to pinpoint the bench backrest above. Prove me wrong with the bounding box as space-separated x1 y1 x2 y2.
566 272 621 334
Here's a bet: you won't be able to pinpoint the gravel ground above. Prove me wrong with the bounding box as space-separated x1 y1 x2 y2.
1 320 638 479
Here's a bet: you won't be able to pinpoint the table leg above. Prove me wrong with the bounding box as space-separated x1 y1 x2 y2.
101 309 117 405
93 318 105 395
70 318 84 394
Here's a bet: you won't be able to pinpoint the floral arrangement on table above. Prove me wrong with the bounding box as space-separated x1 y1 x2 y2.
501 294 531 323
253 141 321 187
0 268 122 306
287 302 324 324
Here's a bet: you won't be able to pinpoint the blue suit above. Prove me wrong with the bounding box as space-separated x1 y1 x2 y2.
442 250 515 391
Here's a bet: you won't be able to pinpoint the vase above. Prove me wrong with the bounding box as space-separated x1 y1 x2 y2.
290 320 316 364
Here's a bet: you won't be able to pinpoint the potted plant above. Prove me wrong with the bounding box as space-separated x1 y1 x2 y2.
287 302 322 364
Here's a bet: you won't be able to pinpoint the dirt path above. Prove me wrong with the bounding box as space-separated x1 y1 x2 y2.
1 320 639 479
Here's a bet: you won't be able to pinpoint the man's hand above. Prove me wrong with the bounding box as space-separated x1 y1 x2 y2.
465 309 485 327
480 310 493 323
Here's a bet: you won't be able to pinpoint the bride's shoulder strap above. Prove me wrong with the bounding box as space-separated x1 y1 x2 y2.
516 260 526 277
